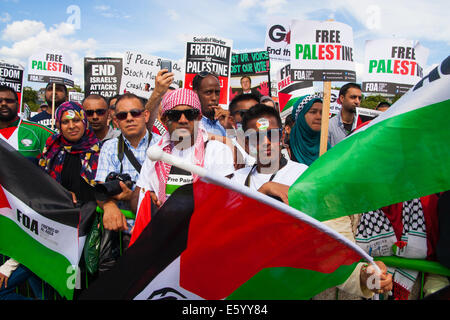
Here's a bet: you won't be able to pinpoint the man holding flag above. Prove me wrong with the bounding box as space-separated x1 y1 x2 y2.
231 103 392 298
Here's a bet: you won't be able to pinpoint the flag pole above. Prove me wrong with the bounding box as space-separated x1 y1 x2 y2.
51 83 56 130
146 144 382 276
319 19 334 157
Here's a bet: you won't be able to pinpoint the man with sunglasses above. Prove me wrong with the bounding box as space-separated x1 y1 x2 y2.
230 104 392 299
135 88 234 208
192 71 227 137
95 93 161 245
82 94 120 143
227 93 260 169
230 104 307 203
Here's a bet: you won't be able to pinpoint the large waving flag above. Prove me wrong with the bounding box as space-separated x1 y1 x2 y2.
0 140 95 300
80 148 377 300
289 55 450 221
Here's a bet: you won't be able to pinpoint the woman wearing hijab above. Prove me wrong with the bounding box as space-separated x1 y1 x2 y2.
38 101 100 203
38 101 101 299
289 94 330 165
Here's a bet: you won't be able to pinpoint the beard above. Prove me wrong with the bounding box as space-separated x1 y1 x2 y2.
46 97 66 109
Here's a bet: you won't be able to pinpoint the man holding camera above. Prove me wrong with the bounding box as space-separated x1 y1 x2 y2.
95 92 160 242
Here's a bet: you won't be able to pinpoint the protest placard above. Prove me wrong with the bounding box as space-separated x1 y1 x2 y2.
27 50 74 87
230 50 271 101
120 52 184 99
84 57 123 98
68 91 85 104
362 39 429 95
289 20 356 82
265 18 291 62
0 61 24 113
184 36 232 108
277 64 314 121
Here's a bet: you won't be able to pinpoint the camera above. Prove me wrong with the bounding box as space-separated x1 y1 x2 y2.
95 172 135 197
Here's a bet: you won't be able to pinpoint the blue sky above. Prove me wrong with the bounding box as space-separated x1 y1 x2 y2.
1 0 449 90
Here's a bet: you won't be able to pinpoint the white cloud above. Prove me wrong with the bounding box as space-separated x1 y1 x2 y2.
94 5 110 11
0 13 11 23
0 21 97 88
167 9 179 21
238 0 258 9
2 20 45 41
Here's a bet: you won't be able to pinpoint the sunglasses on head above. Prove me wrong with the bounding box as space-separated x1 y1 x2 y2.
164 109 200 122
245 128 283 143
85 108 107 116
115 109 144 121
0 98 16 104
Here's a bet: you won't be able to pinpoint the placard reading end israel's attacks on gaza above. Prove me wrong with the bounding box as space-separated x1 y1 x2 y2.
290 20 356 82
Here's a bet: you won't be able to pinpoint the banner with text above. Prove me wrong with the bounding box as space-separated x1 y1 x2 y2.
265 18 291 62
230 51 271 101
277 64 314 120
290 20 356 82
184 36 233 108
362 39 429 95
120 52 184 99
0 61 24 113
27 50 74 87
84 57 123 99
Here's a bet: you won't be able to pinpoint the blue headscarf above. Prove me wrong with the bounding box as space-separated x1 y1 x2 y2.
290 95 330 165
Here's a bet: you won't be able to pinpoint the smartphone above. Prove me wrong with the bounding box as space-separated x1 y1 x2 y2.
160 60 172 73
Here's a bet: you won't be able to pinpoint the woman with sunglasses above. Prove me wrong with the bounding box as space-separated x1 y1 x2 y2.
289 95 330 165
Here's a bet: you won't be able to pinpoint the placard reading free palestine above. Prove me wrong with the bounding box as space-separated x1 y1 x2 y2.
27 50 74 87
290 20 356 82
362 39 429 95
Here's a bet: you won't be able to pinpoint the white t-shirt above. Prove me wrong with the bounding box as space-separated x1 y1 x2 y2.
230 159 308 191
136 140 235 195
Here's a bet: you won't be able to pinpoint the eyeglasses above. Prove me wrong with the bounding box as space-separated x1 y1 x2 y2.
115 109 144 121
0 98 16 104
85 109 107 116
245 128 283 143
164 109 200 122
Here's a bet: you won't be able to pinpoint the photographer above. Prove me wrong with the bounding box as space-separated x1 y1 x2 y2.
95 92 161 272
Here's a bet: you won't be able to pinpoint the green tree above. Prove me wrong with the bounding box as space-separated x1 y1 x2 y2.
22 86 40 111
360 94 392 110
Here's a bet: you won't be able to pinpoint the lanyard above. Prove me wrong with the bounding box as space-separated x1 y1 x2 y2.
244 156 288 188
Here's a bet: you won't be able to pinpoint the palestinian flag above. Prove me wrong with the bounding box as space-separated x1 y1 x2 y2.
289 55 450 222
278 79 314 120
81 176 373 300
0 140 95 300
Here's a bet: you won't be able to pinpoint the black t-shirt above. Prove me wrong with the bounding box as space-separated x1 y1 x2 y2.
343 122 353 135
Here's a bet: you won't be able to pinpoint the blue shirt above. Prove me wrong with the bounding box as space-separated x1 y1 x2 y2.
201 116 226 136
95 130 161 232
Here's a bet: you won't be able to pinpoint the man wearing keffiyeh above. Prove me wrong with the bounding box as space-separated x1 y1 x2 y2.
135 88 235 209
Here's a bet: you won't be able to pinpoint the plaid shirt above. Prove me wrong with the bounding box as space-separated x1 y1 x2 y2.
95 130 160 233
95 130 161 185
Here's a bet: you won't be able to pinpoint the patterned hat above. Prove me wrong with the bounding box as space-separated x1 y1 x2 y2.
161 88 202 115
293 94 322 121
